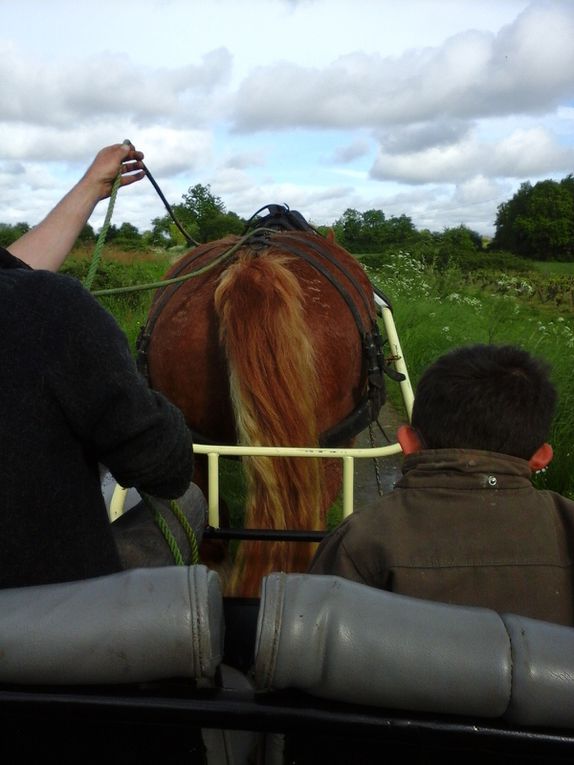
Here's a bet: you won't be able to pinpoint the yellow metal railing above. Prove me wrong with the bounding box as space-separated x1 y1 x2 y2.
194 440 404 528
109 304 414 527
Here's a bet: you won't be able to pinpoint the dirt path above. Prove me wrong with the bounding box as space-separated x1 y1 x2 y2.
352 401 407 511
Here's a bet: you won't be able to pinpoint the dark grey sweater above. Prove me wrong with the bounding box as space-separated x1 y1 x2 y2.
0 247 194 587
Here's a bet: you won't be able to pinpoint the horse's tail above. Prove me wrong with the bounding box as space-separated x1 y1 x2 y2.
214 251 323 597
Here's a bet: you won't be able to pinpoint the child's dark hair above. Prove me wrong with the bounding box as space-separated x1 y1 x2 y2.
411 344 557 459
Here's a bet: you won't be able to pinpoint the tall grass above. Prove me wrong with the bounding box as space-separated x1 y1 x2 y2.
531 261 574 275
365 251 574 497
77 246 574 500
62 247 174 350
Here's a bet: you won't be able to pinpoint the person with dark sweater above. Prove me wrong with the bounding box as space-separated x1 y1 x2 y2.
309 344 574 626
0 144 200 588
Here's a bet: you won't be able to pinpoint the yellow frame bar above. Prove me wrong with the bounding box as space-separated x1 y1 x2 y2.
109 304 414 527
193 305 413 525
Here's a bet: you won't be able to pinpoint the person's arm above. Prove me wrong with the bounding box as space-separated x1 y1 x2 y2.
41 272 194 498
8 144 144 271
308 517 371 583
308 511 393 590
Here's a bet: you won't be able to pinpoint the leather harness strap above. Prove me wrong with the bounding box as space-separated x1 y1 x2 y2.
136 241 224 382
249 232 388 446
136 227 393 448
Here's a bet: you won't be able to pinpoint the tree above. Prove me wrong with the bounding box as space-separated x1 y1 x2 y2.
440 225 482 252
149 214 172 247
435 225 483 268
384 214 417 246
333 208 417 253
113 222 144 250
181 183 243 242
0 222 30 247
149 184 243 246
149 208 199 248
333 208 363 251
361 209 387 250
493 179 574 261
77 223 96 243
182 183 225 220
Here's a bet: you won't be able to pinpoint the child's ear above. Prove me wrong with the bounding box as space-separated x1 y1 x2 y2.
398 425 423 455
528 443 553 472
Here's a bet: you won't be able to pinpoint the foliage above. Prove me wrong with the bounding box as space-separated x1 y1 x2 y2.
333 211 492 273
4 171 574 264
360 251 574 497
531 260 574 275
0 221 30 247
60 250 173 349
332 208 417 253
72 245 574 505
150 184 244 247
358 239 525 276
435 224 481 267
492 176 574 261
103 222 145 250
182 183 244 242
77 223 96 243
149 206 200 248
438 249 529 273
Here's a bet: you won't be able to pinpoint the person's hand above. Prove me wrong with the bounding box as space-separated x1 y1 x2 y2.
79 143 146 202
8 142 146 270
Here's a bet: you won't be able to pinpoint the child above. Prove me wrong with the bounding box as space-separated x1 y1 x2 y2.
309 344 574 626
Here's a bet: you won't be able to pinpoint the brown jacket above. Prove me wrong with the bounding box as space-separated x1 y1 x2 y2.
309 449 574 626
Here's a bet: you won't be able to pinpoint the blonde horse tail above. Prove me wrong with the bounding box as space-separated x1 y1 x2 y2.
214 251 323 597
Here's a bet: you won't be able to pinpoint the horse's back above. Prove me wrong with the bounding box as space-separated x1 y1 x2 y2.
144 232 376 445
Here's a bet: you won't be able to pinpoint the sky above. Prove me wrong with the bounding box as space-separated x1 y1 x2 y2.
1 0 573 237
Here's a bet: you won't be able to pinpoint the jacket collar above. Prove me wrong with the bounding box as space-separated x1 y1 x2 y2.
397 448 533 490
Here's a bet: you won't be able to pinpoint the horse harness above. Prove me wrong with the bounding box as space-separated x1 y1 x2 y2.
136 205 404 448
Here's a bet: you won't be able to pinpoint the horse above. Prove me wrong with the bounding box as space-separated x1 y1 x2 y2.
136 205 392 597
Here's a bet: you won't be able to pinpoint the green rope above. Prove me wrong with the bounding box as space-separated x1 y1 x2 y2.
168 499 200 564
90 226 281 298
84 172 122 291
141 492 200 566
141 492 184 565
153 508 185 566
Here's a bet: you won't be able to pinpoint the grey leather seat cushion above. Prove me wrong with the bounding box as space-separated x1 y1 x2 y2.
0 565 223 685
255 573 574 730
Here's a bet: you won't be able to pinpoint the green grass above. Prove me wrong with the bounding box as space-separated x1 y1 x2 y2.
530 261 574 275
82 246 574 501
364 251 574 497
62 247 174 350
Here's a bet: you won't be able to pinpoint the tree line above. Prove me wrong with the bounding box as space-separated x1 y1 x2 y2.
2 175 572 264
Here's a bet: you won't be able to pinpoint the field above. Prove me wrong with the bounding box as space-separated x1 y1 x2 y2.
532 261 574 275
61 245 175 350
73 244 574 500
364 251 574 498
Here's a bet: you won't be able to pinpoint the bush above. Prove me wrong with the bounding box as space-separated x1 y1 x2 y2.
439 249 530 273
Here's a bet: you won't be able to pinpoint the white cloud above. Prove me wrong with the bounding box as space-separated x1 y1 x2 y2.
231 2 574 130
0 0 572 237
0 44 233 129
329 139 372 164
371 127 574 184
0 123 213 174
378 121 472 155
222 151 266 170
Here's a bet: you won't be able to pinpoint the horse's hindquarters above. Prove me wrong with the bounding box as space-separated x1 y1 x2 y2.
142 232 381 597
